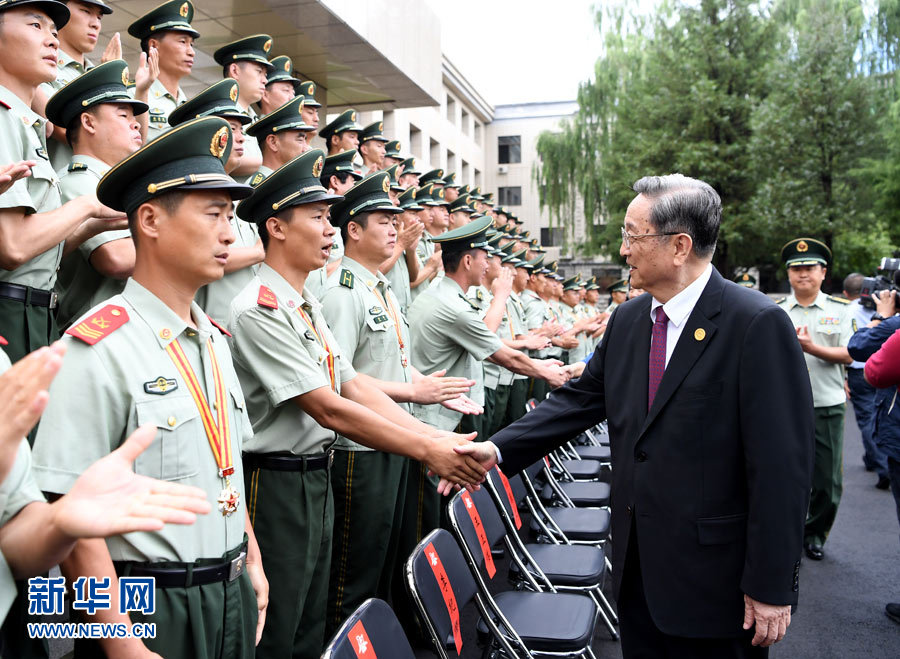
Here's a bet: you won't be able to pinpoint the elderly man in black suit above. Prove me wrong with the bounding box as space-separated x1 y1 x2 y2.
458 174 814 658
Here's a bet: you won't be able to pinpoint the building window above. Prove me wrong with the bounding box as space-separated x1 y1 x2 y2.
498 136 521 164
446 95 456 124
447 149 456 173
409 124 422 161
474 167 482 187
498 186 522 206
474 121 482 146
429 138 440 170
541 227 563 246
461 108 470 136
461 159 470 184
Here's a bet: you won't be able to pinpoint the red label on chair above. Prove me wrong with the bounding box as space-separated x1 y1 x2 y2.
496 468 522 529
347 620 377 658
544 455 551 467
424 542 463 655
461 491 497 578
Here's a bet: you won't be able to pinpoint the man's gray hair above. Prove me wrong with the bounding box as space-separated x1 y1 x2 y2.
632 174 721 258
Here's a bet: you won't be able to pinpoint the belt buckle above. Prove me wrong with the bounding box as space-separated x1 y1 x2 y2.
228 551 247 582
48 291 58 309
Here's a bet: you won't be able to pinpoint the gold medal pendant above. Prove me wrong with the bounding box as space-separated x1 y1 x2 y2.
217 479 241 517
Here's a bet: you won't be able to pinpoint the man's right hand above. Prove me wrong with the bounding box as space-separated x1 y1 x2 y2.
490 267 514 299
523 334 551 350
875 289 897 318
538 359 569 388
423 432 486 489
0 160 36 195
397 219 423 250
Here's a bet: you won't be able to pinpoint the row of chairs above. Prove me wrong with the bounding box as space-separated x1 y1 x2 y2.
323 410 617 657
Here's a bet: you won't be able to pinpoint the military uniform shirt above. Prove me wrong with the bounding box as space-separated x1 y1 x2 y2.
778 291 854 407
384 251 412 317
410 232 435 303
0 84 63 289
322 257 413 450
248 164 273 188
239 105 263 184
408 277 502 430
39 50 94 170
468 285 501 390
32 279 250 562
228 263 356 455
521 289 551 359
133 79 187 140
55 156 130 328
508 292 528 381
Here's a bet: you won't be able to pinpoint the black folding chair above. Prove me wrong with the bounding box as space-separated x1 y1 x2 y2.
321 598 415 659
537 458 611 508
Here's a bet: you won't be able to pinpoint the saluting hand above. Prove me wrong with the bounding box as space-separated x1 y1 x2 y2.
743 594 791 647
134 47 160 98
100 32 122 63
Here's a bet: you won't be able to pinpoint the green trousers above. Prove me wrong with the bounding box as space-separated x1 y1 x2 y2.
505 379 529 425
805 403 845 546
74 543 257 659
245 463 333 659
488 384 512 437
530 377 548 404
326 450 407 637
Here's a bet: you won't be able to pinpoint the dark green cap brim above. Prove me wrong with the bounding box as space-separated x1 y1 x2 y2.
4 0 70 28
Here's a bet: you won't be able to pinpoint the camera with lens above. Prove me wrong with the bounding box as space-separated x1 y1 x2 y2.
860 257 900 310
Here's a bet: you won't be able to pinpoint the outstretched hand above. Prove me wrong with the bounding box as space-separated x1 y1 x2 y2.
423 431 486 491
440 393 483 415
412 369 473 405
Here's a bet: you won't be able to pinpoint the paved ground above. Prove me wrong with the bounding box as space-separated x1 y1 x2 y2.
414 408 900 658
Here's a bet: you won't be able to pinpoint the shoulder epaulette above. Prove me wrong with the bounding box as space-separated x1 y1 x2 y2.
250 172 266 187
339 269 354 289
827 295 851 304
475 289 484 301
67 162 88 172
774 297 787 304
0 100 9 111
459 293 480 311
257 285 278 309
66 305 129 345
207 315 232 337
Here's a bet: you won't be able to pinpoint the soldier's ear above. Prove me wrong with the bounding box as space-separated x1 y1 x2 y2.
265 214 288 243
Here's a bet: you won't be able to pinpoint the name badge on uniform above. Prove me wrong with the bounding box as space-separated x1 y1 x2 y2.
144 376 179 395
35 146 49 160
369 306 383 315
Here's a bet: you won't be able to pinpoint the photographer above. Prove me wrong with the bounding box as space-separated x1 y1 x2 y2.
846 289 900 626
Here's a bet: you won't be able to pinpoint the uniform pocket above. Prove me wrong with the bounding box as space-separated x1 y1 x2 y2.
364 315 392 362
135 396 203 481
697 512 747 545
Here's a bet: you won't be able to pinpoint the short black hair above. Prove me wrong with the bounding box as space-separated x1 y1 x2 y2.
126 190 189 245
442 248 475 274
321 171 353 190
843 272 864 297
339 211 370 243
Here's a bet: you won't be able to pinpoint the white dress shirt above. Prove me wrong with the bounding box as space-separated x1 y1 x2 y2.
649 263 714 369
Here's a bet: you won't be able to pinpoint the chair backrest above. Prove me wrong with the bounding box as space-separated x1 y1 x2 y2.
406 528 478 658
447 487 507 582
525 458 547 482
486 467 525 529
525 397 538 412
321 598 415 659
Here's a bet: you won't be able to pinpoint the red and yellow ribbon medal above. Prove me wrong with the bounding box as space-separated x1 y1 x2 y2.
165 339 240 516
298 308 336 391
373 287 408 368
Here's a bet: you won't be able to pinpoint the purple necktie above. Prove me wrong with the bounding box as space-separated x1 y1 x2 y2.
648 308 668 410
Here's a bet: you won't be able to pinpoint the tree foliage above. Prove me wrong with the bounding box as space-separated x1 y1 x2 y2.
535 0 900 289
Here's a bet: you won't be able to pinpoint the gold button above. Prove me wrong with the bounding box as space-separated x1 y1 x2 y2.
212 400 218 410
186 330 196 337
111 309 121 317
167 416 177 427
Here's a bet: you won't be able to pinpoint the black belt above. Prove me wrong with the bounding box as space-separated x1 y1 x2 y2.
0 282 57 309
243 449 334 472
113 551 247 589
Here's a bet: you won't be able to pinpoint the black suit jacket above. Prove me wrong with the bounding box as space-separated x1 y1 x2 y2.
491 268 814 638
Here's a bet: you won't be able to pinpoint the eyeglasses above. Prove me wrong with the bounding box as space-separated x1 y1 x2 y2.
620 226 681 247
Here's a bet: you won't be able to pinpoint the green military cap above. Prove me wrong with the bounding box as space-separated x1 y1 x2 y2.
399 156 420 175
97 116 250 214
213 34 275 71
236 148 341 223
318 109 362 142
398 186 423 211
486 231 504 256
448 195 476 214
781 237 830 267
417 183 448 207
419 168 445 186
329 171 402 227
127 0 198 40
734 273 757 287
168 79 249 127
510 212 522 224
296 81 321 108
470 186 484 201
607 278 629 294
442 172 460 189
385 140 402 158
72 0 112 14
0 0 69 27
432 215 493 255
246 96 313 138
563 276 580 291
45 59 147 128
266 56 302 91
359 121 389 144
381 163 404 192
481 191 494 206
457 184 471 197
321 149 363 182
546 260 559 273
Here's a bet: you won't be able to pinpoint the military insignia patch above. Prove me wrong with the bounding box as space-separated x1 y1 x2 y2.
378 121 383 132
68 162 88 172
339 269 355 288
476 289 484 301
298 99 305 115
312 155 323 178
122 67 130 86
369 306 383 315
371 314 389 324
251 172 265 186
257 285 278 309
35 146 48 160
229 83 238 102
396 141 402 152
411 189 417 199
179 2 189 17
144 376 178 395
382 176 390 193
437 169 443 177
797 240 808 252
210 126 229 157
438 188 444 199
66 305 129 345
263 39 272 53
283 59 290 71
350 111 357 122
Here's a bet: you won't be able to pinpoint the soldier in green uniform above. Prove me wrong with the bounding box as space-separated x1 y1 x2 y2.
227 151 485 659
320 172 476 637
418 168 444 190
31 117 267 659
442 171 460 202
398 155 420 189
168 80 264 325
357 120 389 174
383 139 403 169
379 185 423 317
560 275 591 364
296 80 321 135
734 272 757 288
214 34 275 180
258 54 299 117
0 0 127 367
409 183 447 302
245 95 314 186
126 0 199 141
448 193 476 230
777 237 854 561
35 0 113 169
44 59 147 329
319 108 362 156
606 277 629 313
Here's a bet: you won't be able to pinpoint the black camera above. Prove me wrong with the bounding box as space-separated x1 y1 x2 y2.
860 258 900 310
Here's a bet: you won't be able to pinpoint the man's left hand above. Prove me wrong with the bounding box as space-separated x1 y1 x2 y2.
795 325 813 353
742 594 791 647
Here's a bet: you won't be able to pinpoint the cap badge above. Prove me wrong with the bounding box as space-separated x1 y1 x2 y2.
438 189 444 198
797 240 808 252
121 67 130 86
378 122 383 132
396 141 402 152
211 126 229 157
263 39 272 53
179 2 189 18
283 60 290 71
229 83 238 102
411 189 416 199
382 176 390 193
350 111 357 122
312 155 324 178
